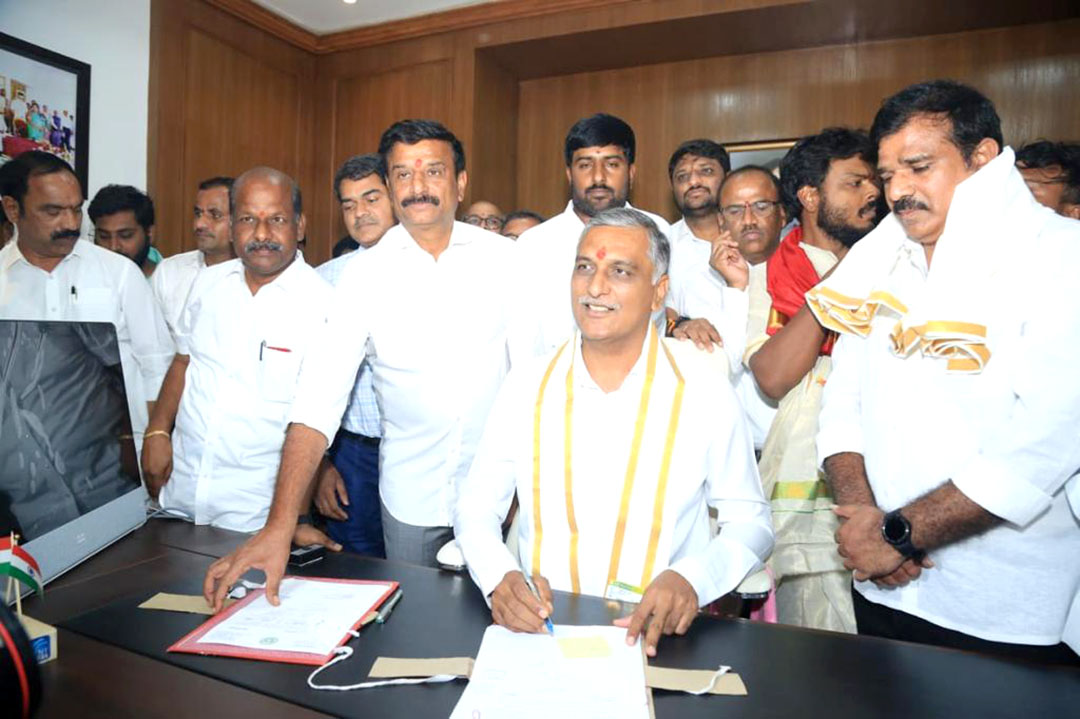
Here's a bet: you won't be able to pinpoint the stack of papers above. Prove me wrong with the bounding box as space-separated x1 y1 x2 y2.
450 625 650 719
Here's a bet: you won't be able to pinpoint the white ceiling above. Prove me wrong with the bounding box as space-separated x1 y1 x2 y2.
252 0 496 34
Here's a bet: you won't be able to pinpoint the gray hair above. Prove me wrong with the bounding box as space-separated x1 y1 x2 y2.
578 207 670 282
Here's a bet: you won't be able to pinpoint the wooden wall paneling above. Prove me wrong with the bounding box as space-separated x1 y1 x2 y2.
149 0 316 259
468 53 519 213
315 60 456 256
515 19 1080 221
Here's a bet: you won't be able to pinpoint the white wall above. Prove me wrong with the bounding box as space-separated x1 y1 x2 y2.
2 0 150 202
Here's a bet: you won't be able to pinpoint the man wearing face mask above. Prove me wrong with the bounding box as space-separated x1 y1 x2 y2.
744 128 884 633
88 184 160 278
0 151 173 447
517 113 671 355
311 154 397 556
142 167 332 533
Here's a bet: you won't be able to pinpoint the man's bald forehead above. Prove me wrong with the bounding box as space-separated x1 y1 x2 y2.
231 166 302 217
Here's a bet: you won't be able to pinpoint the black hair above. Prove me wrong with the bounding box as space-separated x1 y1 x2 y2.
378 119 466 177
779 128 875 219
333 153 385 202
229 168 302 220
1016 140 1080 204
870 79 1003 163
88 184 155 232
564 113 636 167
719 164 783 202
503 209 545 225
332 235 360 258
0 150 80 211
667 139 731 179
198 176 234 193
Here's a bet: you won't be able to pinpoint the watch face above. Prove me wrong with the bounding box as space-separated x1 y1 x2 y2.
883 513 910 544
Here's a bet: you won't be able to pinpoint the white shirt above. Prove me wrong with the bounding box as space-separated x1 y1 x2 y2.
150 249 205 341
818 190 1080 645
0 239 173 438
517 201 671 355
455 332 774 605
666 218 750 370
316 251 381 438
161 256 331 532
290 222 522 528
666 218 776 447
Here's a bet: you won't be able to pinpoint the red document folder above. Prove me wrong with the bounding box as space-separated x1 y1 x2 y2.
168 576 399 665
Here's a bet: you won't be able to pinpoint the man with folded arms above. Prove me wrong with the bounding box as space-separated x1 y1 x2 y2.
455 208 773 657
203 120 522 609
142 167 332 533
811 80 1080 663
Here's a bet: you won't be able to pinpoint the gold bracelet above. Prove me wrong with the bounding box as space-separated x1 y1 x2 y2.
144 430 171 441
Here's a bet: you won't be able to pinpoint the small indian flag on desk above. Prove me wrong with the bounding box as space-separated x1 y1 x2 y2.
0 535 43 596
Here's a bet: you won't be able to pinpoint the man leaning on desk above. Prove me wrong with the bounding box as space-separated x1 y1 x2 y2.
454 208 774 658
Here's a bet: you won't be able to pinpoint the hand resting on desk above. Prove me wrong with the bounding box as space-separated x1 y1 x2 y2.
203 523 341 611
613 569 698 658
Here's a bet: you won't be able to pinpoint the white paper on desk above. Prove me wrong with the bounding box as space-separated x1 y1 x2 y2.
450 625 650 719
196 577 389 655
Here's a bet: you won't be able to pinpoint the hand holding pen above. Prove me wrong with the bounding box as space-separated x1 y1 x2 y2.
490 570 554 635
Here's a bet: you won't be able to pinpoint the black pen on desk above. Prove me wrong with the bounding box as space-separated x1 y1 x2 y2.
375 588 403 624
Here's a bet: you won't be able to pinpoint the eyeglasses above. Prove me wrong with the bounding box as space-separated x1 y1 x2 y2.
721 200 782 220
462 214 504 231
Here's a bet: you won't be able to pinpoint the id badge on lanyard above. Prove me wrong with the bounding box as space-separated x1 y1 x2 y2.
604 580 645 604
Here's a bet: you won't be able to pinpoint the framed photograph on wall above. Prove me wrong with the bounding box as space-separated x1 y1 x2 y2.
726 139 797 173
0 31 90 191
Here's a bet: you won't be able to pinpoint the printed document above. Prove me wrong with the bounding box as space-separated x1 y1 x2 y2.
450 624 650 719
196 577 390 655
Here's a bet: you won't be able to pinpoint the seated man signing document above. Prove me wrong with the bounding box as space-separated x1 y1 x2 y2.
454 208 774 657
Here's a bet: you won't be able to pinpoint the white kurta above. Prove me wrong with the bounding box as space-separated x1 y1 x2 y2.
455 328 773 605
161 256 331 532
517 201 672 356
817 152 1080 645
290 222 524 528
150 249 205 341
0 239 173 440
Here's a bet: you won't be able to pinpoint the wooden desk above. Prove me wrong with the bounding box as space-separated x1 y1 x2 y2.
22 520 1080 718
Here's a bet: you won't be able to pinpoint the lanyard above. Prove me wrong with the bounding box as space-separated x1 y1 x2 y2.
531 328 685 594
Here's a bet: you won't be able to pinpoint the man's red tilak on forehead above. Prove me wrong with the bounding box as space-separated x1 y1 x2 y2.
597 247 606 260
414 159 422 168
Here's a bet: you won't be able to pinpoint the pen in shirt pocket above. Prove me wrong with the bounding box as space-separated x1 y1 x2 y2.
259 340 293 360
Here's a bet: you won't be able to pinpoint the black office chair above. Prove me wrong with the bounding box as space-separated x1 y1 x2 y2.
0 602 42 719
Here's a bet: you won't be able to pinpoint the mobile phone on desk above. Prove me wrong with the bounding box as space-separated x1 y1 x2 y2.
288 543 326 567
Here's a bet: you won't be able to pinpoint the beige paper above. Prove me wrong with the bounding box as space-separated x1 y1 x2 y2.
557 635 613 658
369 656 475 679
645 665 747 696
138 592 234 615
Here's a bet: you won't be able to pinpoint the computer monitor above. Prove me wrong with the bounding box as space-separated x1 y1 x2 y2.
0 320 147 598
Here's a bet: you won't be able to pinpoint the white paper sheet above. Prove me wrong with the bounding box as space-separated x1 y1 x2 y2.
197 577 391 655
450 625 650 719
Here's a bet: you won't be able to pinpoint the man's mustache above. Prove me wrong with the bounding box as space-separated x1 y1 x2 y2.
401 194 439 208
585 184 614 194
244 240 283 253
51 229 80 242
893 196 929 213
683 185 711 200
353 216 380 229
577 296 621 311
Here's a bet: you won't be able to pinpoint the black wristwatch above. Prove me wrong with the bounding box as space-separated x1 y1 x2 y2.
881 509 924 560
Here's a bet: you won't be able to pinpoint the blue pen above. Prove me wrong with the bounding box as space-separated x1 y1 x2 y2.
521 572 554 635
